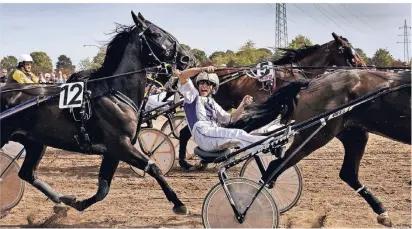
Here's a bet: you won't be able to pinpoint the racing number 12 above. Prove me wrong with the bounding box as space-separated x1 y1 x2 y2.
59 82 84 109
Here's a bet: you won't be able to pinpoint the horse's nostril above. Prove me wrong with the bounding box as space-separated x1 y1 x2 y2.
180 55 189 63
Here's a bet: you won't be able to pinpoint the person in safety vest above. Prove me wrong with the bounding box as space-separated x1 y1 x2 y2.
7 54 39 84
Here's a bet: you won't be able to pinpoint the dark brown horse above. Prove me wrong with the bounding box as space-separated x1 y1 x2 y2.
176 32 366 169
1 12 195 215
228 69 411 227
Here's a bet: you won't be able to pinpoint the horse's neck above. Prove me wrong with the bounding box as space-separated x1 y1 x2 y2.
106 39 145 106
296 47 329 78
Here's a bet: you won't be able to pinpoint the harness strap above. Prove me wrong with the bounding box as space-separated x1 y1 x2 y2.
110 89 140 114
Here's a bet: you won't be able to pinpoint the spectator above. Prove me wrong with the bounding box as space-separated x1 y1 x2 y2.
62 74 67 82
50 73 56 82
1 69 7 85
37 72 46 83
44 73 51 83
55 70 64 83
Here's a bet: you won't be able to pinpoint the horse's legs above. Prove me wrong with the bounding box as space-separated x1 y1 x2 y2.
59 155 119 211
116 137 188 215
17 137 63 204
261 128 336 186
178 125 194 170
337 127 392 227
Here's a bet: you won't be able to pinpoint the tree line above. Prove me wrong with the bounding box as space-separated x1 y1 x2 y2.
1 34 410 75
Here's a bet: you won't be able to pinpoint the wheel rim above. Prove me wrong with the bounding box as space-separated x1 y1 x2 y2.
203 178 279 228
131 129 175 176
0 150 25 216
161 116 196 160
241 154 302 213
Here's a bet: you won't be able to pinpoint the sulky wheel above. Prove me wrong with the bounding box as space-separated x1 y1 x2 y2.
240 154 303 213
202 178 279 228
161 115 196 160
0 150 25 218
130 128 175 177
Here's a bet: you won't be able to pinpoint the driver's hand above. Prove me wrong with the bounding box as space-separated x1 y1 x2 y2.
172 68 181 77
241 95 253 106
202 66 216 73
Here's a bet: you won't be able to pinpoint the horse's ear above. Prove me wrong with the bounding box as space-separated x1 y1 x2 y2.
131 11 139 26
138 12 146 21
332 32 342 44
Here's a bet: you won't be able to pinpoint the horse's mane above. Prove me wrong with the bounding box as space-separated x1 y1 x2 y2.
272 44 321 65
226 80 310 132
69 23 136 81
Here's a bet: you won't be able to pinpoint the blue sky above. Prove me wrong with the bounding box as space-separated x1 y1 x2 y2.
0 3 411 70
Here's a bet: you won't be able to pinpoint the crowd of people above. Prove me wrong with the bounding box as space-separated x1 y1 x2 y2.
0 54 68 86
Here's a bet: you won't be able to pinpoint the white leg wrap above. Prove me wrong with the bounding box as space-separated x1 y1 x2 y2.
144 160 154 172
379 212 389 217
355 185 365 193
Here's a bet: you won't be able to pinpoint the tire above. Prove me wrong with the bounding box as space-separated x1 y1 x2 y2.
160 116 196 160
130 128 175 177
239 154 303 213
202 177 279 228
0 150 25 218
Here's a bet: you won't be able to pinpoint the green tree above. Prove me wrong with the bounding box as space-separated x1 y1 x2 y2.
225 50 234 55
241 40 255 50
181 44 191 51
391 59 404 67
78 57 94 71
229 40 272 66
371 48 394 67
288 35 313 49
92 46 106 67
30 52 52 74
354 48 368 63
191 48 209 66
56 54 76 75
209 51 226 60
0 55 18 72
78 46 106 71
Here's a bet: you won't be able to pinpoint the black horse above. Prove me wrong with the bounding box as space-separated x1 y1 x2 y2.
228 69 411 227
0 11 195 215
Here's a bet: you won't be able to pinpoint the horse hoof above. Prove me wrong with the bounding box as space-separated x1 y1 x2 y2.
53 203 69 216
377 213 392 227
196 162 208 171
59 195 76 205
173 205 189 215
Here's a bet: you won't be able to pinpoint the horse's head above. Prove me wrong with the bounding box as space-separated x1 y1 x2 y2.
272 32 366 76
327 32 366 67
131 11 195 74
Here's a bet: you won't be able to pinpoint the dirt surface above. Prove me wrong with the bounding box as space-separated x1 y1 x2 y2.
1 117 410 228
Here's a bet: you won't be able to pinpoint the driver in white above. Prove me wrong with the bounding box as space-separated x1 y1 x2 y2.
174 66 271 154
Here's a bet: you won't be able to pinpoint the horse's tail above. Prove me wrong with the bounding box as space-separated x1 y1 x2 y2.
227 79 309 132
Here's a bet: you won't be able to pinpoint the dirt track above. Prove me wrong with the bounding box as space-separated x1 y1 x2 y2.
1 118 410 228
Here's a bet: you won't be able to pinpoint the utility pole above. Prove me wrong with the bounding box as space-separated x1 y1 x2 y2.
397 19 411 64
275 3 288 49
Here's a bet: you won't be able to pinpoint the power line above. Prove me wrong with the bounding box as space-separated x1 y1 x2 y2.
397 19 411 63
326 4 364 34
312 4 345 32
292 3 328 28
340 4 374 30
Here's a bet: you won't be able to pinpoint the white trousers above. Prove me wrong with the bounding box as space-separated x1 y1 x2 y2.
145 92 173 111
192 122 270 154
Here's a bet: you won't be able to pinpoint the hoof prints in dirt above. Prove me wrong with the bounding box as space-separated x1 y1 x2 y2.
1 134 410 228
